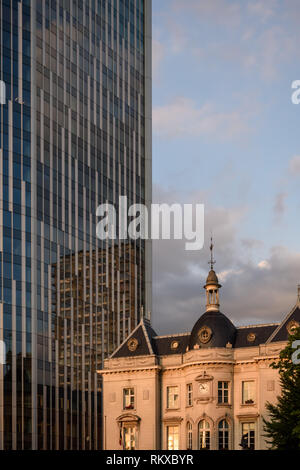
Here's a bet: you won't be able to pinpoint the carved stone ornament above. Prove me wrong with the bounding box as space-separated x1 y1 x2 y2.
171 340 180 350
287 320 300 336
127 338 139 352
198 326 212 344
195 372 214 383
247 333 256 343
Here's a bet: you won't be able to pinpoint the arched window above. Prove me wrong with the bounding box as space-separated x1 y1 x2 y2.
198 420 210 450
187 422 193 450
123 426 137 450
218 419 229 450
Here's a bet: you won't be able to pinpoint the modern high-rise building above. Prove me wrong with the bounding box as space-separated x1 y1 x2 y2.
0 0 152 450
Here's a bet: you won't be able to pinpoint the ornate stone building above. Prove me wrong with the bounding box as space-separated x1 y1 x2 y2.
100 253 300 450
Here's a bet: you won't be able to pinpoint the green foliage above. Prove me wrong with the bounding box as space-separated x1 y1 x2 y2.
263 327 300 450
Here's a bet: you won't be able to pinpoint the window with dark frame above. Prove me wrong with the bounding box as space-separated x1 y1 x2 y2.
241 422 255 450
218 381 229 404
218 419 229 450
186 383 193 407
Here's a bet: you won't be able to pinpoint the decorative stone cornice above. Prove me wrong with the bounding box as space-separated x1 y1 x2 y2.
236 413 260 420
162 416 183 424
98 365 162 375
117 414 141 424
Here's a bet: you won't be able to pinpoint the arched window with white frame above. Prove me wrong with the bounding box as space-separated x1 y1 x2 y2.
187 422 193 450
198 420 210 450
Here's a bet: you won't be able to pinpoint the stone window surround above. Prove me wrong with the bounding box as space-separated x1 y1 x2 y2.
123 386 136 411
241 379 257 406
217 380 231 406
166 384 180 411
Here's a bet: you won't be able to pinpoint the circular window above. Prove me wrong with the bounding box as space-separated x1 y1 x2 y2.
287 320 300 336
127 338 139 352
247 333 256 343
171 340 179 350
198 326 212 344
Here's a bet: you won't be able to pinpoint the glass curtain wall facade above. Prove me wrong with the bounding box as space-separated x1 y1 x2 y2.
0 0 152 450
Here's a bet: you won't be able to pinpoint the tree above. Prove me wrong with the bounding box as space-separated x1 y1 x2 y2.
263 327 300 450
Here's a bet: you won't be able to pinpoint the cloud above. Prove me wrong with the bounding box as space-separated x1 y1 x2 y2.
257 26 296 79
173 0 241 27
258 260 271 270
153 97 252 141
247 0 277 22
191 24 297 81
152 185 247 333
150 2 300 336
156 2 298 82
152 186 300 335
289 155 300 174
241 238 264 251
218 269 243 282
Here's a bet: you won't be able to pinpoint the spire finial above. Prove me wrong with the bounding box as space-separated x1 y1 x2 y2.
297 285 300 304
209 235 216 271
204 236 221 312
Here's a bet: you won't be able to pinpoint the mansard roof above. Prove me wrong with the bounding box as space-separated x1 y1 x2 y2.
267 306 300 343
110 295 300 359
153 333 190 356
111 318 157 359
234 324 279 348
189 310 237 349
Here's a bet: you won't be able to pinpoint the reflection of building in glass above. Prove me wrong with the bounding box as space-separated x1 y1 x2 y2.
50 243 140 449
0 0 152 449
52 242 140 381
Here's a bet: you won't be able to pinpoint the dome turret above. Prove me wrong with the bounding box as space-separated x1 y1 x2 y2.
204 239 221 312
205 269 221 287
189 310 236 350
188 237 236 350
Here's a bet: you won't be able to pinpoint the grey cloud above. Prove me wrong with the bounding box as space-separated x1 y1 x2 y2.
152 187 300 336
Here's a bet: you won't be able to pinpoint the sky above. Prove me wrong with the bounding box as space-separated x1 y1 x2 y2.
151 0 300 335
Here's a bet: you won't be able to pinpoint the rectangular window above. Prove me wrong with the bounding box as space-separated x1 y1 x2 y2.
186 384 193 407
123 388 135 410
167 426 179 450
241 423 255 450
218 420 229 450
124 426 136 450
167 386 179 409
242 381 255 404
218 381 229 404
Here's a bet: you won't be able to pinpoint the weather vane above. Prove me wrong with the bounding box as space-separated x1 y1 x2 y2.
209 235 216 270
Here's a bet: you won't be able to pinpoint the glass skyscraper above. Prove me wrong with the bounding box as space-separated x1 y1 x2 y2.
0 0 152 450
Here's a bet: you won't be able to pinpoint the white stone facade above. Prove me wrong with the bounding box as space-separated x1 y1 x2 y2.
101 336 286 450
100 267 300 451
